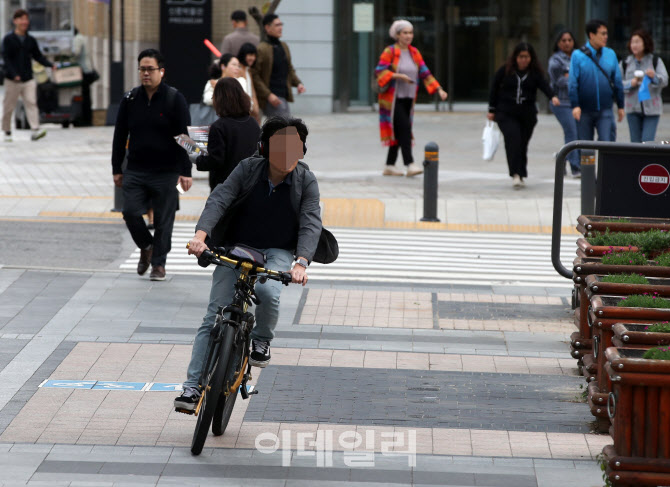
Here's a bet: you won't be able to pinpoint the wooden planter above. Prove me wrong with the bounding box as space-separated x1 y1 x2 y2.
578 215 670 238
613 323 670 348
576 237 640 257
603 347 670 486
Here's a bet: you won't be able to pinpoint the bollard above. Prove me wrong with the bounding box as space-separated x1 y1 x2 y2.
580 149 596 215
421 142 440 222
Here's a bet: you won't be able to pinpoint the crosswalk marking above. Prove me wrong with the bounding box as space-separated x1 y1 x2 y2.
120 223 577 287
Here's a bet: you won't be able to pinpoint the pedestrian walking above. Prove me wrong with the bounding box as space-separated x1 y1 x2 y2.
111 49 192 281
220 10 259 57
191 77 261 192
1 8 52 142
548 30 581 177
251 14 305 118
488 42 559 189
202 60 222 106
620 29 668 143
175 116 321 411
569 19 624 142
72 27 98 127
375 20 447 177
237 42 261 122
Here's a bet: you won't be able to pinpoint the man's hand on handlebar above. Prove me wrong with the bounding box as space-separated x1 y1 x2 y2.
290 265 308 286
187 230 209 257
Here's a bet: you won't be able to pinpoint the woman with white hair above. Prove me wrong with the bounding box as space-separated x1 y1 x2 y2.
375 19 447 177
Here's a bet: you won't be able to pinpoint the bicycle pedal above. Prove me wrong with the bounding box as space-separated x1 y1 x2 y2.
175 407 195 415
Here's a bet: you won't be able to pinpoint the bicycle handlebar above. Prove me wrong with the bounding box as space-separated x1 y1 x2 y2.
194 246 293 285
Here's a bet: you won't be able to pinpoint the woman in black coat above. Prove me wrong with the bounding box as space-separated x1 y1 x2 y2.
488 42 560 189
194 77 261 192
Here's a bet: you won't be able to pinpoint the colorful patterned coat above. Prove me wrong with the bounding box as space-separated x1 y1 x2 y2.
375 44 441 146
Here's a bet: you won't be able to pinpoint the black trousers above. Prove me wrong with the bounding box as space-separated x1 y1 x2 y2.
386 97 414 166
495 111 537 178
122 170 179 267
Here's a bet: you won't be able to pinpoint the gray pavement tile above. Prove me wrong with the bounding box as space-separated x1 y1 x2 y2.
533 466 603 487
413 471 475 485
37 460 104 474
450 456 495 466
285 466 349 481
476 473 537 486
49 444 94 455
350 467 412 484
131 446 174 456
9 444 53 453
99 462 165 476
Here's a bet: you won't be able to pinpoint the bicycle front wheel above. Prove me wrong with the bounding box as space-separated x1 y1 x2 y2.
190 323 236 455
212 346 243 436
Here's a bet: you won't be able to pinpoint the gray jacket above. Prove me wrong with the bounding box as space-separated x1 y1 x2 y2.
195 156 322 262
620 53 668 116
548 50 572 106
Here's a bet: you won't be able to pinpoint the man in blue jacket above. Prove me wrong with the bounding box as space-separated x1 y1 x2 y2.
569 19 624 141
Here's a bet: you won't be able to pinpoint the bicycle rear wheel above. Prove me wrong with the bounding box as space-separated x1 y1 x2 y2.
190 324 236 455
212 347 243 436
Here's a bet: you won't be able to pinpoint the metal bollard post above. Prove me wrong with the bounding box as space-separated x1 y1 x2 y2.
580 149 596 215
421 142 440 222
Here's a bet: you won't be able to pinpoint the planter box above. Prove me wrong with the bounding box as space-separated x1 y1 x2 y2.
576 237 640 257
578 215 670 238
586 275 670 298
592 295 670 322
603 347 670 485
573 257 670 282
613 323 670 348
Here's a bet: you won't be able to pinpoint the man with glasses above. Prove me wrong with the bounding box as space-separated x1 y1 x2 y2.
251 14 305 117
111 49 192 281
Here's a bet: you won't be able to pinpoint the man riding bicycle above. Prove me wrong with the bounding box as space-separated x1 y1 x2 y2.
175 116 321 412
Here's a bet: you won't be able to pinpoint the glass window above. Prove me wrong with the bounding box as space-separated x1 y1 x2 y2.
27 0 72 32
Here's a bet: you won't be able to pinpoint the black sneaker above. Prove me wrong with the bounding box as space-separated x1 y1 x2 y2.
174 386 201 414
249 339 271 368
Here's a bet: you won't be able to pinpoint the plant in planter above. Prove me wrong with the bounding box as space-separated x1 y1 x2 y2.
642 346 670 360
600 274 649 285
600 250 648 266
617 293 670 309
602 218 632 223
656 253 670 267
588 230 640 247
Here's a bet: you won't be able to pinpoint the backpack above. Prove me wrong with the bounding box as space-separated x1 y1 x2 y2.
125 85 178 113
621 55 660 74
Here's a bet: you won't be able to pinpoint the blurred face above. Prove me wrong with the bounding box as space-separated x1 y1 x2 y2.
268 127 303 175
245 53 256 67
138 56 163 90
223 57 241 78
13 14 29 34
558 33 574 54
397 28 414 47
589 25 608 49
264 18 283 38
630 35 645 56
516 51 531 70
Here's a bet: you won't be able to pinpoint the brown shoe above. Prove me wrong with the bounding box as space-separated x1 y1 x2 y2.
138 246 153 275
150 265 166 281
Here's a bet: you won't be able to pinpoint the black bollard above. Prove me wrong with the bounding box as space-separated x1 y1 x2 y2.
580 149 596 215
421 142 440 222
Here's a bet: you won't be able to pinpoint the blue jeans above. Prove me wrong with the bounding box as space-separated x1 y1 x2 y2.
184 247 293 389
263 96 291 118
577 108 616 142
627 113 660 143
550 104 580 172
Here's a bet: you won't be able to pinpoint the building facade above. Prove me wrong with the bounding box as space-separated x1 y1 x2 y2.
2 0 670 117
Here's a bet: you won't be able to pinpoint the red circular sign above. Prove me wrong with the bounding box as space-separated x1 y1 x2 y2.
639 164 670 196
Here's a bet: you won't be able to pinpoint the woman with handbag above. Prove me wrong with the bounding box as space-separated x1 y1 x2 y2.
375 20 447 177
192 77 260 192
620 29 668 142
488 42 559 189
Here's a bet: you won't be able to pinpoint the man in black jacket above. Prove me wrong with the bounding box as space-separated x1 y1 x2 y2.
111 49 192 281
1 9 52 142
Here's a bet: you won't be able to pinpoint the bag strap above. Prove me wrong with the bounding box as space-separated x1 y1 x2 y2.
580 45 616 93
623 55 659 75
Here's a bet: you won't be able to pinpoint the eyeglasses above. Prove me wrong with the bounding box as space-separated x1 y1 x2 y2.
138 67 160 73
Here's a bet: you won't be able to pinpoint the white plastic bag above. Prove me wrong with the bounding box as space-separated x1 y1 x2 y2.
482 120 500 161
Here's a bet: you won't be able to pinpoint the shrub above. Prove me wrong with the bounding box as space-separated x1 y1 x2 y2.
601 251 648 266
600 274 649 285
587 229 639 247
655 253 670 267
617 293 670 308
602 217 632 223
636 229 670 254
645 322 670 333
643 346 670 360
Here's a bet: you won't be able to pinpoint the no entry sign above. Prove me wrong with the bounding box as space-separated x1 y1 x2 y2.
639 164 670 195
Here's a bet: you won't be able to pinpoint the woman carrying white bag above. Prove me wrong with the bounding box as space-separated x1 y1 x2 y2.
487 42 559 189
482 120 500 161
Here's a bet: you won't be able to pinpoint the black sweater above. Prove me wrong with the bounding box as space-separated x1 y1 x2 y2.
111 82 191 176
195 115 261 191
488 66 554 115
1 32 52 82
